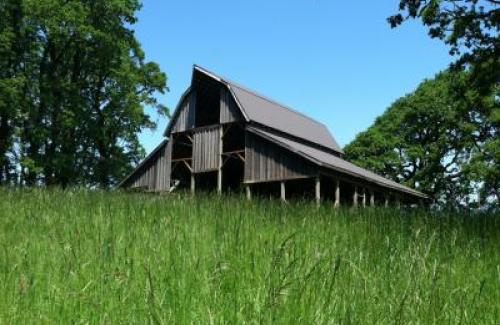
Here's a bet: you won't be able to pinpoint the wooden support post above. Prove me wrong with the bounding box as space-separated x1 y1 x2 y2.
384 194 389 208
245 184 251 201
395 194 401 209
362 188 366 208
334 180 340 208
353 186 358 208
191 174 195 195
315 176 321 206
370 190 375 207
280 181 286 202
217 170 222 194
217 126 223 194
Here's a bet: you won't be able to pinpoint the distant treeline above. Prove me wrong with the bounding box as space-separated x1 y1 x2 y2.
0 0 167 187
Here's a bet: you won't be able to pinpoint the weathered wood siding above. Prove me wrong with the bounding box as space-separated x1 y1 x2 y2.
244 132 315 183
154 140 172 190
124 140 171 191
193 126 221 173
172 91 196 133
220 87 241 123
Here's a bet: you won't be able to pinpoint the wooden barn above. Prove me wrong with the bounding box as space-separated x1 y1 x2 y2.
119 65 427 206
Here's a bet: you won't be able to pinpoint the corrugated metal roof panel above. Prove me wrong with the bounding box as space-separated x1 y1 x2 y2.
248 127 427 199
194 65 343 154
229 83 343 153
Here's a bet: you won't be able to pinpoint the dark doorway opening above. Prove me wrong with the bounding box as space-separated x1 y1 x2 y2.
251 181 280 200
286 178 316 202
340 181 356 206
195 171 218 192
222 156 244 193
170 162 191 190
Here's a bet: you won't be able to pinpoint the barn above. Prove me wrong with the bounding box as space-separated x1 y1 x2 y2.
119 65 427 206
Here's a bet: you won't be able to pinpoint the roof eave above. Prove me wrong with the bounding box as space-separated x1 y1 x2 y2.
247 127 428 199
163 87 191 137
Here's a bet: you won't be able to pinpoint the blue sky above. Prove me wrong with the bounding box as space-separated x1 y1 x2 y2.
135 0 452 154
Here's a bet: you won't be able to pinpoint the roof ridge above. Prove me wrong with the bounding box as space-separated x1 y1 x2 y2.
194 64 329 129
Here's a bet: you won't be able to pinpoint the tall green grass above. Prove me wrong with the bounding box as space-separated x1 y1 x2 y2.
0 188 499 323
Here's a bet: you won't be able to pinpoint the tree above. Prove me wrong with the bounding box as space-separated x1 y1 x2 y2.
0 0 168 187
0 0 30 184
389 0 499 94
344 70 498 208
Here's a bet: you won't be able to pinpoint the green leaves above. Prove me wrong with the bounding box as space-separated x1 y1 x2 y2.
0 0 168 187
388 0 499 96
344 70 498 209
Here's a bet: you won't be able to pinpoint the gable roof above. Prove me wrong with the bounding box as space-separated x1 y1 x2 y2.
247 127 428 199
165 65 343 154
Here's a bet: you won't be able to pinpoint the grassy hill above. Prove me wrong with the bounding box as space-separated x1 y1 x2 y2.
0 188 499 323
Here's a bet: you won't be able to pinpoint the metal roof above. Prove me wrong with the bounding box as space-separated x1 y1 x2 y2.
191 65 344 154
248 127 428 199
228 83 343 153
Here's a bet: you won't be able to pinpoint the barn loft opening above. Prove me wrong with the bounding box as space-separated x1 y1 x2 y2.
194 71 220 127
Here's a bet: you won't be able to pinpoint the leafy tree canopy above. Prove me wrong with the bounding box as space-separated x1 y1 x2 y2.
344 70 498 209
389 0 499 93
0 0 167 187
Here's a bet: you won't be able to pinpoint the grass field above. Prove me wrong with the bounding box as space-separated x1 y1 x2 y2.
0 188 499 324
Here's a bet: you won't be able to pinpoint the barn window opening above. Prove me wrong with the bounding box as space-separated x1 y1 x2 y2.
194 72 220 127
